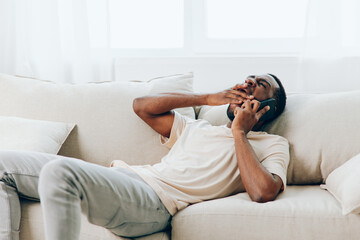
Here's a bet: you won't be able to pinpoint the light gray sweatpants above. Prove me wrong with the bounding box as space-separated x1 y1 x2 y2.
0 150 171 240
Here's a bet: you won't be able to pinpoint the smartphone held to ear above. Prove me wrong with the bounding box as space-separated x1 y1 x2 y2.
258 98 276 122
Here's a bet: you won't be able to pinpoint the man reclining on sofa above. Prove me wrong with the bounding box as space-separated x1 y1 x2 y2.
0 73 289 240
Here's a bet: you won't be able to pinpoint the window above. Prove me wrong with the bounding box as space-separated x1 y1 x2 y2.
87 0 310 56
194 0 309 54
206 0 308 39
109 0 184 48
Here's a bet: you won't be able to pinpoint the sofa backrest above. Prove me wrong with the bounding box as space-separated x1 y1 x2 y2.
198 91 360 185
0 73 195 167
3 71 360 185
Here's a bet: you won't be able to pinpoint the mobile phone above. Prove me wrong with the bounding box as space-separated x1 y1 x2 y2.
258 98 276 122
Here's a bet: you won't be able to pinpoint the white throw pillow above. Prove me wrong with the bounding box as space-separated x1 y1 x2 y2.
321 153 360 215
145 73 195 117
0 72 194 166
0 116 75 154
197 105 230 126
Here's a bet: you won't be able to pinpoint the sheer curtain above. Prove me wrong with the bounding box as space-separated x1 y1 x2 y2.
0 0 113 83
2 0 360 87
299 0 360 92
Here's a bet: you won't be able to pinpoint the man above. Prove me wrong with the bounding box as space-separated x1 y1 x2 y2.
0 74 289 240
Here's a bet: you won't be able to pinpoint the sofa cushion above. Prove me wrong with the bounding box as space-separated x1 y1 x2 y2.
0 116 74 154
321 153 360 215
19 199 170 240
172 185 360 240
265 91 360 184
198 91 360 184
0 73 194 166
197 105 229 126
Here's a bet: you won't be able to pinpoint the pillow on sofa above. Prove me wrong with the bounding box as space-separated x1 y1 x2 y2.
321 153 360 215
0 116 75 154
142 73 195 117
0 72 194 166
197 105 229 126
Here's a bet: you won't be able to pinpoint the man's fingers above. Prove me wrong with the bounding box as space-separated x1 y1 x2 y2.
225 92 244 103
231 83 247 90
256 106 270 121
244 100 251 109
251 100 260 113
225 90 253 102
227 89 253 99
234 106 241 115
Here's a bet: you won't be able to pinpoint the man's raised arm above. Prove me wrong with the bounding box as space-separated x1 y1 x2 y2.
133 93 207 138
133 85 252 138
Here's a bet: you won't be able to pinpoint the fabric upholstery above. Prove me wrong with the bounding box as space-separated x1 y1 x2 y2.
2 71 359 240
198 91 360 184
196 104 229 126
19 199 170 240
0 73 194 167
0 116 74 154
264 91 360 184
321 153 360 215
171 185 360 240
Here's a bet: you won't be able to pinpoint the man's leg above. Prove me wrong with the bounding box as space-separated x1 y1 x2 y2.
0 150 64 240
38 158 171 240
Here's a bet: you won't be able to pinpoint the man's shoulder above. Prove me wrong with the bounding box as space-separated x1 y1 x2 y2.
248 132 290 162
176 111 214 127
248 131 289 145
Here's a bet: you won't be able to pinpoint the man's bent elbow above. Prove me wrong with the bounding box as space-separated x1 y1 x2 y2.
251 193 277 203
250 175 283 203
250 188 280 203
133 97 144 116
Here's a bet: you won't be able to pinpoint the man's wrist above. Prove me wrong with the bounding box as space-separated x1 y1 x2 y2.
232 129 247 138
202 93 211 105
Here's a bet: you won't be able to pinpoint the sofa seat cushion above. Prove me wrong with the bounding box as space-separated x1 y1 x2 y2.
19 199 170 240
171 185 360 240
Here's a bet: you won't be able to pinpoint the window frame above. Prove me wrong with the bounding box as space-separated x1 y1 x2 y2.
192 0 306 55
89 0 308 57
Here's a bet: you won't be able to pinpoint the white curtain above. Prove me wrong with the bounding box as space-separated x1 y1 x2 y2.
2 0 360 88
299 0 360 92
0 0 113 83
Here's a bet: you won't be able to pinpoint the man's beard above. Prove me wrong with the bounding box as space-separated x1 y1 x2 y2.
226 104 235 121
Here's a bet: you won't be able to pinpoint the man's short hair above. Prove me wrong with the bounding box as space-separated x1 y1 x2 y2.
268 73 286 120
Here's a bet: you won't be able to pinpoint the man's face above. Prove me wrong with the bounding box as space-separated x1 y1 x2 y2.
227 74 280 121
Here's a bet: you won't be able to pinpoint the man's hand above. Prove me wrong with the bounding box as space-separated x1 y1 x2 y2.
231 100 270 134
206 83 254 106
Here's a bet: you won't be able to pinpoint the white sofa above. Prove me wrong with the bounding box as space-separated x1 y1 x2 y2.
0 72 359 240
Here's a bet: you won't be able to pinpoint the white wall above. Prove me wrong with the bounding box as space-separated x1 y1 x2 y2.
114 57 300 93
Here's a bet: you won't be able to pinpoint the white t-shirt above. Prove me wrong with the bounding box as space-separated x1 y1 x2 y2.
111 112 290 215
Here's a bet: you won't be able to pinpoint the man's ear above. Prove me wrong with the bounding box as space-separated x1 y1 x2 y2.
273 100 278 113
